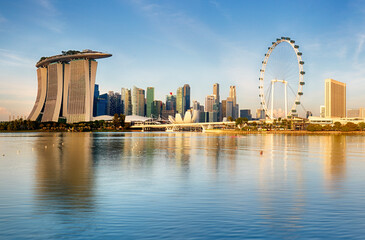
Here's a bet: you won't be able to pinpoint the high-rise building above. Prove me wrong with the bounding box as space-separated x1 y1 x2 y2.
240 109 252 120
108 91 122 116
166 94 176 111
176 87 184 115
192 100 200 111
213 83 220 103
226 98 233 119
229 86 236 106
325 78 346 118
320 105 325 118
121 88 132 115
96 93 108 116
256 109 266 119
28 50 111 123
205 95 215 112
152 100 162 118
146 87 154 117
183 84 191 112
93 84 100 117
221 100 227 119
132 86 145 116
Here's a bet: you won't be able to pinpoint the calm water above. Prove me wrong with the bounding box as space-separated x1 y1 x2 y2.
0 132 365 239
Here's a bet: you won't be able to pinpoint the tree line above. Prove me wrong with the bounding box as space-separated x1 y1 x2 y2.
0 114 127 132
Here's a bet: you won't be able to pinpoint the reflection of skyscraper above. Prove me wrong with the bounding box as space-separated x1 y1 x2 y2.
35 133 94 210
323 135 346 187
28 50 112 123
325 78 346 118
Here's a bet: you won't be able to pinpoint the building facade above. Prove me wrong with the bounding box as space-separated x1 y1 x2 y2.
146 87 154 117
132 86 145 116
325 78 346 118
28 50 111 123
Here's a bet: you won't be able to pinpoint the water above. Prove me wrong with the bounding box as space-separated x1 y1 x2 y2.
0 132 365 239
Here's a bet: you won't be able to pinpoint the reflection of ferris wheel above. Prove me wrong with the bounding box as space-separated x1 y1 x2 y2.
259 37 305 119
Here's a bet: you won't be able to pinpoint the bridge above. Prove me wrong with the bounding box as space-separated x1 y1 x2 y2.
130 121 236 132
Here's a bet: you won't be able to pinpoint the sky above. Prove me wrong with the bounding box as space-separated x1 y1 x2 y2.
1 0 365 120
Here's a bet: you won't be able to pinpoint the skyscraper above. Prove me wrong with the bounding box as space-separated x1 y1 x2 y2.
325 78 346 118
176 87 184 115
28 50 112 123
93 84 100 117
205 95 215 112
183 84 190 112
213 83 220 103
122 88 132 115
229 86 238 119
132 86 145 116
166 94 176 111
146 87 154 117
229 86 236 106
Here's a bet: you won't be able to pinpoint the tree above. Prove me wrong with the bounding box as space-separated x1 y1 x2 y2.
235 117 244 129
341 122 359 132
333 122 342 131
358 122 365 131
120 114 126 128
113 114 121 128
227 116 233 121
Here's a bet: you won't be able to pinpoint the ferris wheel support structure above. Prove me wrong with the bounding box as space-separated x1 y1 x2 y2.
259 37 305 119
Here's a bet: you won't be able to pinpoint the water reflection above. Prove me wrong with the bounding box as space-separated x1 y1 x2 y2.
322 135 347 190
35 133 94 212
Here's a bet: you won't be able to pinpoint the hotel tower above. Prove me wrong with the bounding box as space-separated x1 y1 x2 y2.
324 78 346 118
28 50 111 123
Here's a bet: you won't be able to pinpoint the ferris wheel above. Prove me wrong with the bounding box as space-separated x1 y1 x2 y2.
259 37 305 119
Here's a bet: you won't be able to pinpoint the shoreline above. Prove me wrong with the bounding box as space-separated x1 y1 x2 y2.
2 129 365 135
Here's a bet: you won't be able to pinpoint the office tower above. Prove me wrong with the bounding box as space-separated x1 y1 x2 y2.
28 50 111 123
256 109 266 119
221 100 227 119
152 100 162 118
122 88 132 115
205 95 215 112
226 98 233 119
199 105 204 112
240 109 252 120
229 86 236 106
183 84 191 112
325 78 346 118
176 87 184 115
166 94 176 111
213 83 220 102
96 93 108 116
228 86 238 119
192 100 200 111
93 84 100 117
146 87 154 117
320 105 325 118
132 86 145 116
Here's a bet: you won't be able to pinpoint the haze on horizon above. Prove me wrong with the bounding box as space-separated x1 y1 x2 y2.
0 0 365 121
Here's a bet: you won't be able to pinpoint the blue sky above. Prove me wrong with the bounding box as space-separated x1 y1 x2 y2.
0 0 365 120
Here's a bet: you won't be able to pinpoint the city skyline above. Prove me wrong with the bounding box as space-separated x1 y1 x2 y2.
1 0 365 120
